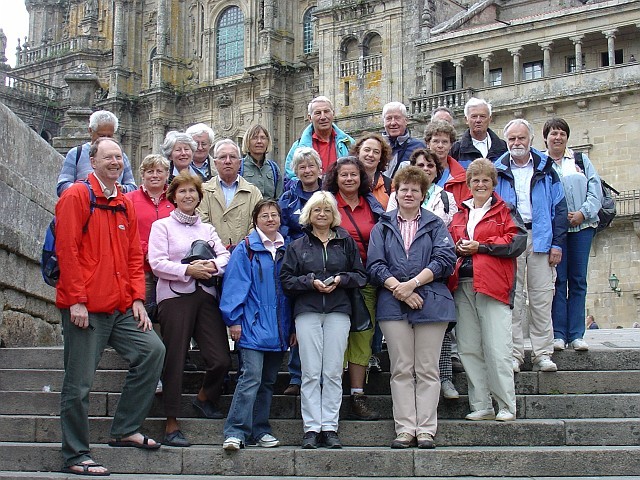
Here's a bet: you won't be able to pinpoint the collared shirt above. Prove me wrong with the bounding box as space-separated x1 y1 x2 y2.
191 158 211 180
397 210 421 253
510 154 534 223
472 135 491 158
94 175 119 199
256 228 285 260
219 176 239 207
462 196 492 240
312 129 337 173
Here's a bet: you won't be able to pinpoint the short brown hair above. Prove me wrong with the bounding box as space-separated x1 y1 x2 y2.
424 120 457 144
392 166 431 197
465 158 498 187
252 199 281 227
350 132 393 173
166 171 204 207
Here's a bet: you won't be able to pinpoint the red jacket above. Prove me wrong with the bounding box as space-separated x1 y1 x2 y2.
55 174 145 313
447 193 527 307
444 156 472 209
125 187 174 272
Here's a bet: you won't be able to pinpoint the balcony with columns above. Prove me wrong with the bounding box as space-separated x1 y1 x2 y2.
410 22 640 117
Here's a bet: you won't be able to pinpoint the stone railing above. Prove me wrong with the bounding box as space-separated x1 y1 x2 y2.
1 72 62 101
615 189 640 217
16 37 107 66
339 54 383 78
363 54 382 74
410 88 476 116
340 59 359 77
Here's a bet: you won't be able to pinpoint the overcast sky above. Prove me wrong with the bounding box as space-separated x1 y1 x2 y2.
1 0 29 67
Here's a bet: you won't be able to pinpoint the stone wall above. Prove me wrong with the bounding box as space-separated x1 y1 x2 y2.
0 101 62 347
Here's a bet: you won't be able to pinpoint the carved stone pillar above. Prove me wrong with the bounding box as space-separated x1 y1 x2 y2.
258 95 279 135
603 29 618 66
570 35 584 72
423 63 434 94
479 53 493 87
539 41 552 76
156 0 168 56
509 47 523 83
452 58 465 90
113 0 125 66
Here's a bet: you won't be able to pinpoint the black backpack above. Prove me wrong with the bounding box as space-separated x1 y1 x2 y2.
573 152 618 232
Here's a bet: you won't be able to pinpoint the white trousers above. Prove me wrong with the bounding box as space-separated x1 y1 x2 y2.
295 312 350 433
455 280 516 414
512 231 555 363
380 319 447 437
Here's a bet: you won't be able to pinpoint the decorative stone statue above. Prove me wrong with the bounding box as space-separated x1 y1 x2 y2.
0 28 7 63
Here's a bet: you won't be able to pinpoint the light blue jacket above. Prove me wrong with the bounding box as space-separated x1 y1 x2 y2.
220 231 292 352
494 148 568 253
284 123 354 180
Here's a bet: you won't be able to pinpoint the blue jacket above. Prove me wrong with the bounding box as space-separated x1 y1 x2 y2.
277 179 321 241
494 148 568 253
367 209 457 324
284 123 354 180
382 130 426 178
220 231 292 352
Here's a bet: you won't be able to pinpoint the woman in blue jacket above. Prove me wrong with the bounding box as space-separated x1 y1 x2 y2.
367 166 457 450
219 199 293 451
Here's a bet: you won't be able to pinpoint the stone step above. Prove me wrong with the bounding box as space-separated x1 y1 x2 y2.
3 367 640 396
1 443 639 477
1 345 639 371
2 414 638 447
2 391 639 420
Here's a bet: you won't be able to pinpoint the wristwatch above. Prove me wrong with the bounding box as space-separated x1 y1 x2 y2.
414 278 421 287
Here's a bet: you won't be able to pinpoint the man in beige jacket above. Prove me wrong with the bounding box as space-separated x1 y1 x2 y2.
199 139 263 249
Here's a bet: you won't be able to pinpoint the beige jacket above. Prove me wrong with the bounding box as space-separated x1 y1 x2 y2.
198 175 263 247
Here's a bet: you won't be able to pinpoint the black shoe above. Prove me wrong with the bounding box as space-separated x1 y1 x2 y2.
321 430 342 449
451 356 465 373
163 430 191 447
283 383 300 395
348 393 380 420
301 431 320 449
192 397 224 419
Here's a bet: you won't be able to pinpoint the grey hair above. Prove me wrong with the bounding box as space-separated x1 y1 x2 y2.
292 146 322 172
464 97 492 117
212 138 242 159
382 101 408 119
186 123 215 144
503 118 535 141
161 131 197 158
307 96 334 116
89 110 119 132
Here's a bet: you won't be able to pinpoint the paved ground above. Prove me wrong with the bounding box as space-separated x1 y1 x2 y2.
567 328 640 349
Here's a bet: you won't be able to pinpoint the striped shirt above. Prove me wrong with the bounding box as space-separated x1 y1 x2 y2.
397 211 421 253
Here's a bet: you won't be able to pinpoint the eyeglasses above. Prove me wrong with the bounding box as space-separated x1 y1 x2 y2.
196 142 211 148
257 213 280 221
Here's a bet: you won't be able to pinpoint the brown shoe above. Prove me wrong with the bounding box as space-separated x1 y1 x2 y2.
417 432 435 449
348 393 380 420
391 432 416 449
283 384 300 395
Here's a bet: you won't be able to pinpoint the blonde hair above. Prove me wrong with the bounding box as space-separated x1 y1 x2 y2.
139 154 169 176
299 191 341 228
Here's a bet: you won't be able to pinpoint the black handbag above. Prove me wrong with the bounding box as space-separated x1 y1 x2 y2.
347 287 373 332
181 239 218 288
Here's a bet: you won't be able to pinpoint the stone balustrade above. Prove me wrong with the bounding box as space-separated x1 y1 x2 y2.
15 37 107 67
2 73 62 101
410 88 475 116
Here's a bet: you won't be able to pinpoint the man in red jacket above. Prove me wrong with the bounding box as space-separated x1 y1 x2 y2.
56 137 165 476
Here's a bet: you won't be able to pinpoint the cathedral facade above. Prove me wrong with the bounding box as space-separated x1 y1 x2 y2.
5 0 640 324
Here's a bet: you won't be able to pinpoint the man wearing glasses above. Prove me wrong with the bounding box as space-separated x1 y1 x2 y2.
187 123 217 181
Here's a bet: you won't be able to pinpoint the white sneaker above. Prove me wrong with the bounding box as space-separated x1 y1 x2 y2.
533 355 558 372
495 408 516 422
223 437 242 451
512 359 521 373
257 433 280 448
465 408 496 421
553 338 566 351
441 379 460 399
570 338 589 351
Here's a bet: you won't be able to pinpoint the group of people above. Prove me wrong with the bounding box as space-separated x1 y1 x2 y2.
53 95 605 475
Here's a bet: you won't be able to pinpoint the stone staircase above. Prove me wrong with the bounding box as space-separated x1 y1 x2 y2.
1 330 640 478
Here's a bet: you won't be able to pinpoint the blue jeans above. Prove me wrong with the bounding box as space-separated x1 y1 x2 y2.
223 348 284 442
287 344 301 386
552 227 595 343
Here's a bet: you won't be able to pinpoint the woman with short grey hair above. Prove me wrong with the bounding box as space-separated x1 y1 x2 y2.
161 131 198 182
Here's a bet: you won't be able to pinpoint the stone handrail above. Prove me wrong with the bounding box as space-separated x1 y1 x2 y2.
2 72 62 101
340 54 383 78
615 189 640 217
410 88 476 116
16 37 107 66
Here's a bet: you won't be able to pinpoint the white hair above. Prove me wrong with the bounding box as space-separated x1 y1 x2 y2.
89 110 119 132
186 123 215 144
161 131 197 158
212 138 242 159
503 118 535 141
292 146 322 171
307 96 334 116
382 101 408 119
464 98 492 117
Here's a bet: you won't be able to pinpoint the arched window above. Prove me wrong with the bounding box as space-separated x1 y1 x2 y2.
342 37 359 61
364 33 382 57
149 47 157 85
303 7 316 54
216 6 244 78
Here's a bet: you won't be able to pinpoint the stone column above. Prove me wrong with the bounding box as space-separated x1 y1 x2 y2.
113 0 125 66
570 35 584 72
452 58 465 90
257 95 278 135
422 63 434 94
479 53 493 87
603 29 617 66
509 47 523 83
156 0 168 56
539 41 552 76
263 0 274 30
